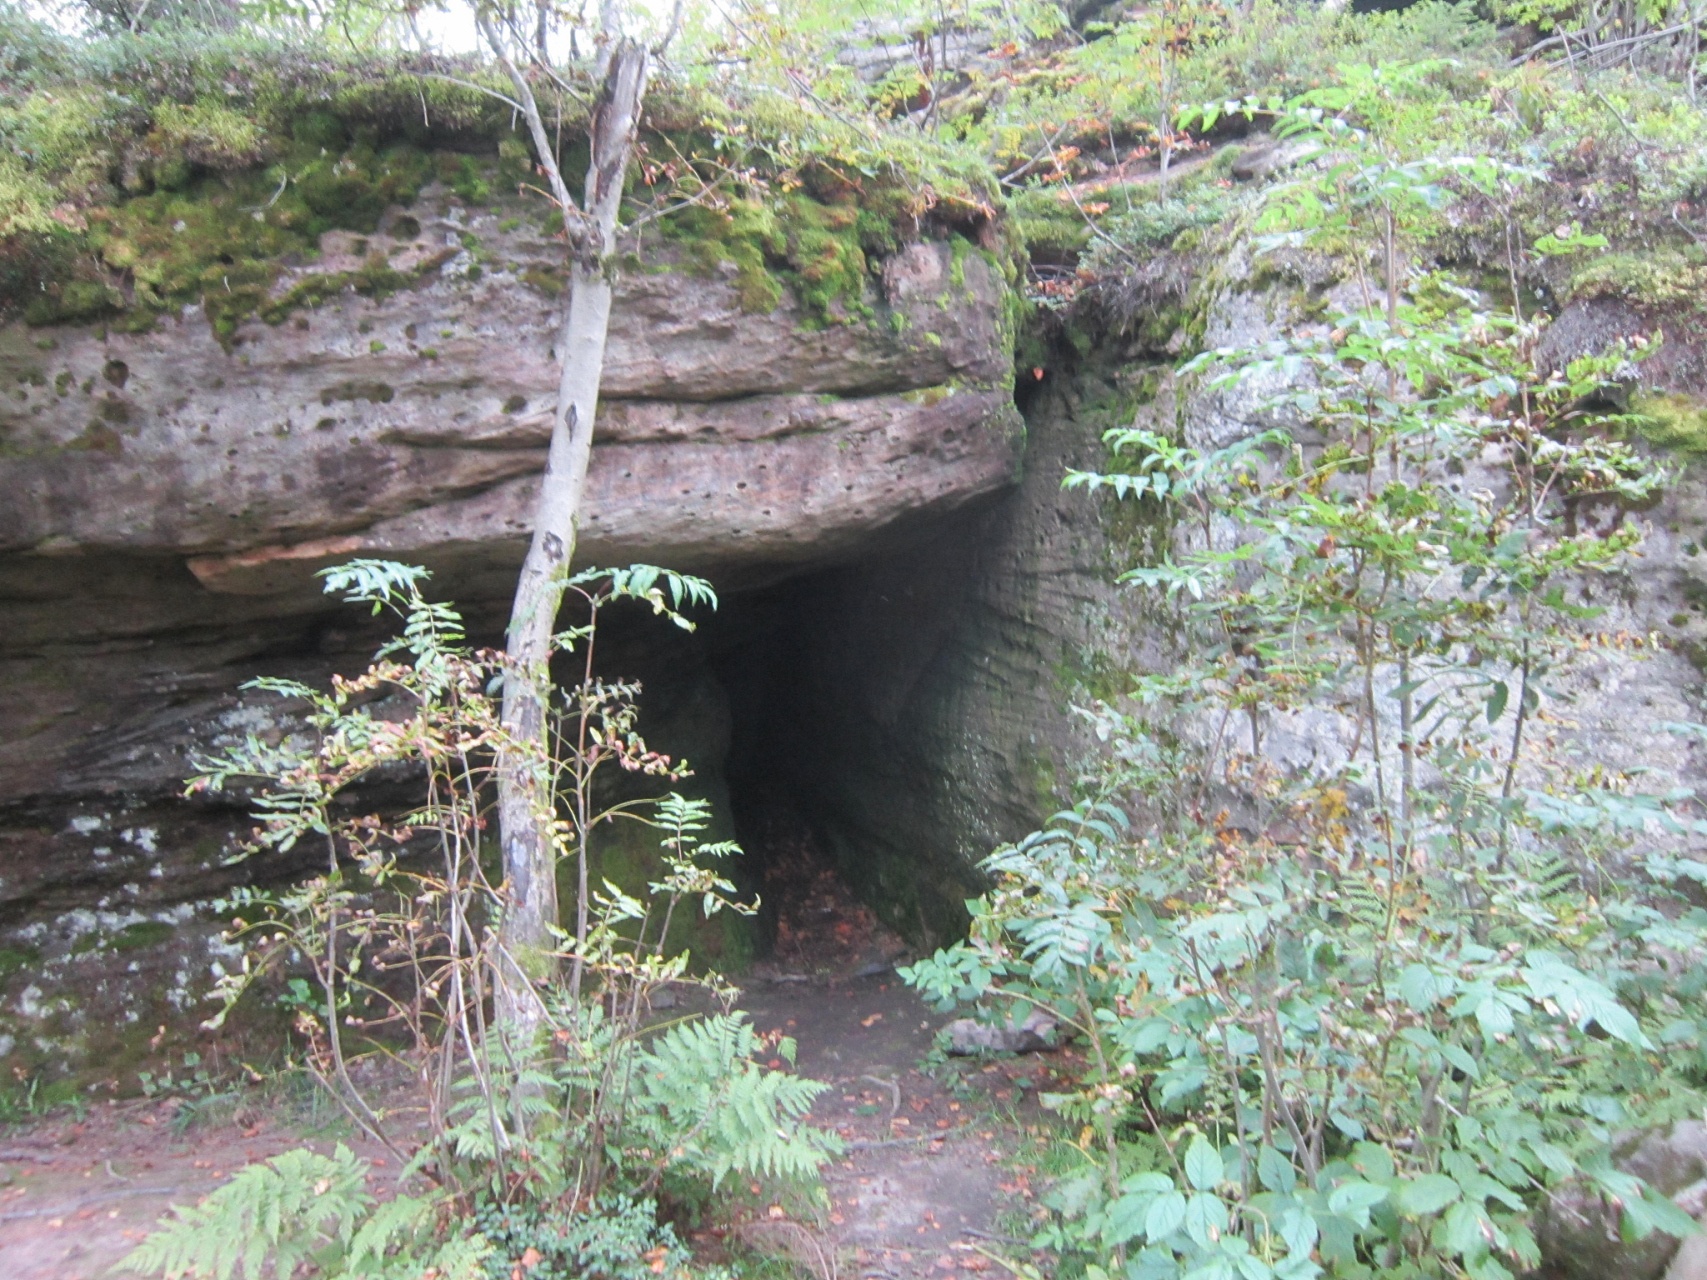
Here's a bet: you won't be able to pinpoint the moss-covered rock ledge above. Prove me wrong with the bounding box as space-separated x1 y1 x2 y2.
0 34 1025 1082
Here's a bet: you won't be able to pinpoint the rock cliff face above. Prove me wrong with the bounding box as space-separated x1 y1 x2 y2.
7 190 1707 1086
744 261 1707 950
0 212 1023 1075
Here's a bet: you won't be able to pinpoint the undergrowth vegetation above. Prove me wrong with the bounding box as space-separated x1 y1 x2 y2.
905 47 1707 1280
119 561 839 1278
0 2 1010 338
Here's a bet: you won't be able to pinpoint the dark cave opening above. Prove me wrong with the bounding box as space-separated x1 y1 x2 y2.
585 511 1002 968
591 566 897 967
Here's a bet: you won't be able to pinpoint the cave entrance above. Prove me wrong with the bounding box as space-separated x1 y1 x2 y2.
581 509 1000 972
723 775 904 978
708 571 912 976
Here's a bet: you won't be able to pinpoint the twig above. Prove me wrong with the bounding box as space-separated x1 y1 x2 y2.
861 1073 901 1119
654 0 686 57
0 1149 56 1164
419 72 524 115
741 1217 839 1280
999 123 1072 188
1592 89 1651 149
241 171 289 214
962 1228 1029 1245
966 1241 1036 1279
1674 206 1707 246
623 170 737 233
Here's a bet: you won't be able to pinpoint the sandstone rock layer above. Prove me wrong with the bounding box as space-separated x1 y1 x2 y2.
0 219 1022 1073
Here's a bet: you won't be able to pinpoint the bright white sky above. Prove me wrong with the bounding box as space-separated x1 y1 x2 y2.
21 0 695 57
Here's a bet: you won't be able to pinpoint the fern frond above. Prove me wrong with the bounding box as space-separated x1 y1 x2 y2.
119 1144 371 1280
631 1013 842 1189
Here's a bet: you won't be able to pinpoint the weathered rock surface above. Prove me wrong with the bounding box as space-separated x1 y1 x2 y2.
0 213 1022 1075
1536 1121 1707 1280
753 258 1707 951
944 1008 1058 1055
2 216 1018 582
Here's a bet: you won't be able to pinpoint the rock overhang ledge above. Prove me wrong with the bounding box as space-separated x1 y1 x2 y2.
0 237 1023 597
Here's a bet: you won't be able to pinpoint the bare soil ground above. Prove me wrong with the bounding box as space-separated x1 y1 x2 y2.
719 805 1066 1280
0 820 1064 1280
0 1086 396 1279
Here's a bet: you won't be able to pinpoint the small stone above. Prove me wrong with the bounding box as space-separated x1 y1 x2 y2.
944 1008 1056 1056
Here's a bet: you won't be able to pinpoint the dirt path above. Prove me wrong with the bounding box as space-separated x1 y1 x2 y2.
0 821 1057 1280
738 972 1052 1280
0 1090 395 1279
729 809 1056 1280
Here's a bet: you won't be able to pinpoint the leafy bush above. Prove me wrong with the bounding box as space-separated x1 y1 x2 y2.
123 561 839 1278
906 62 1707 1280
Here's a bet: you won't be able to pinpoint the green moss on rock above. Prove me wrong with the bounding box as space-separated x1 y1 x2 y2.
1570 248 1707 313
1637 392 1707 456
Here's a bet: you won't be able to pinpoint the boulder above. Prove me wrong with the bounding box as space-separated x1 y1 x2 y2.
0 205 1023 1076
944 1008 1058 1055
1535 1122 1707 1280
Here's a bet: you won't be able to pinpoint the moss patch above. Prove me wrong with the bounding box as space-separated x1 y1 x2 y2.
1636 392 1707 457
656 165 970 326
108 920 177 952
0 945 40 987
21 136 451 341
1569 248 1707 314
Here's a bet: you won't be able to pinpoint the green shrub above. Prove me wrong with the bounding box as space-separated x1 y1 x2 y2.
123 562 839 1280
908 62 1707 1280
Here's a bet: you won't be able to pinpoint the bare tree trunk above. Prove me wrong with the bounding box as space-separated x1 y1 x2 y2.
487 28 652 1036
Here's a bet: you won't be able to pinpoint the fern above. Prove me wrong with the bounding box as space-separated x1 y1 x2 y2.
630 1013 842 1187
121 1153 494 1280
120 1145 372 1280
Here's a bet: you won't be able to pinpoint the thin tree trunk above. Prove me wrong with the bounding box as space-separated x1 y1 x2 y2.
488 28 651 1035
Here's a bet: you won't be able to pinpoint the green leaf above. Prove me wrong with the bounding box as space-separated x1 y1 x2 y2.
1486 681 1508 723
1327 1179 1389 1219
1349 1141 1395 1184
1146 1190 1188 1242
1186 1134 1224 1191
1399 964 1449 1010
1183 1191 1229 1249
1396 1174 1461 1216
1631 1186 1703 1239
1258 1144 1296 1194
1441 1043 1480 1080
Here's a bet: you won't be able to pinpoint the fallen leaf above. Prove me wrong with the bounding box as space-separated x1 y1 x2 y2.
519 1247 543 1270
829 1212 845 1225
768 1205 785 1219
861 1013 883 1028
